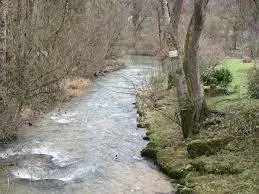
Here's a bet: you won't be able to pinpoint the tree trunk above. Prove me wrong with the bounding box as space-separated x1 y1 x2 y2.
132 0 140 48
252 0 258 65
160 0 192 138
232 22 238 50
157 7 162 49
224 23 230 54
183 0 209 124
160 0 209 138
156 7 167 72
166 0 183 89
0 0 7 81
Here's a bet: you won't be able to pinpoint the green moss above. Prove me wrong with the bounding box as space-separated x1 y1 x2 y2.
187 137 233 158
184 170 256 194
156 147 190 180
140 142 158 160
190 151 252 174
136 60 257 193
183 27 191 75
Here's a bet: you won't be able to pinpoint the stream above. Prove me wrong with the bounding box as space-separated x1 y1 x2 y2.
0 56 174 194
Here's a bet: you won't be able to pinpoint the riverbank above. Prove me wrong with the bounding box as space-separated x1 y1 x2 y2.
136 59 257 193
0 59 125 146
0 56 174 193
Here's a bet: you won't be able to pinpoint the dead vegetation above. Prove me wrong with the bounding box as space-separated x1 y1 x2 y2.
0 0 129 143
61 77 91 98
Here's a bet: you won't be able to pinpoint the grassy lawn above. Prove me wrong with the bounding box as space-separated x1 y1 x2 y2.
207 58 256 110
137 58 257 194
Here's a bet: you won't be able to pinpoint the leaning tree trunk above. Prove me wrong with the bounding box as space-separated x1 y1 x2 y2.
183 0 209 125
160 0 193 138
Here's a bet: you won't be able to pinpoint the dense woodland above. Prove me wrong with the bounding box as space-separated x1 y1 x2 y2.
0 0 258 193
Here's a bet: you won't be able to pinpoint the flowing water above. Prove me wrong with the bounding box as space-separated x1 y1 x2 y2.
0 56 174 194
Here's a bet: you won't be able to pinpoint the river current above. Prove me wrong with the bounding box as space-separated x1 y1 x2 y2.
0 56 174 194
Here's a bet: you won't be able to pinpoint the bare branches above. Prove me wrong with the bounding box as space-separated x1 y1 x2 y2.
51 0 70 49
0 0 128 136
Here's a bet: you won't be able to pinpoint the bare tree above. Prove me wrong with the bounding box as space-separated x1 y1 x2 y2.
0 0 128 141
160 0 209 138
160 0 190 138
183 0 209 122
132 0 141 43
130 0 153 46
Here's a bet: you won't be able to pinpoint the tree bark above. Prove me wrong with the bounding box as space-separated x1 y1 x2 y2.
132 0 140 47
160 0 193 138
170 0 183 37
160 0 209 138
157 7 162 49
167 0 183 89
252 0 258 64
183 0 209 123
232 22 238 50
0 0 7 81
224 23 230 54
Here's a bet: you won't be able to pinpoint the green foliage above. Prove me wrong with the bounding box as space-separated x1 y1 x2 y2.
201 68 233 88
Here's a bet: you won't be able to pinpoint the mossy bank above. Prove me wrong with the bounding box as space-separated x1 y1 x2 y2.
136 59 257 193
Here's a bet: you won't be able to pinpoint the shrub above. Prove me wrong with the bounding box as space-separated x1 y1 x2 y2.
247 72 258 99
201 68 233 88
229 105 256 138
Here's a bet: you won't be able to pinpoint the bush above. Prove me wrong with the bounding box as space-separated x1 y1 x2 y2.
247 72 259 99
231 106 256 138
201 68 233 88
